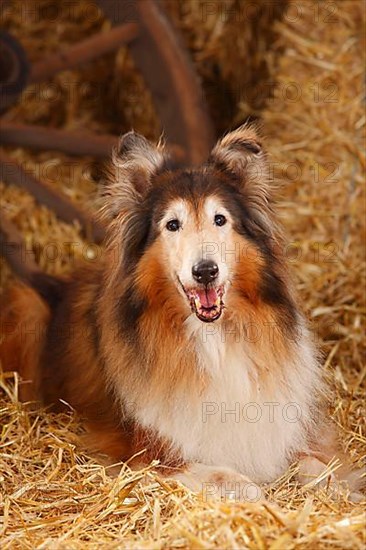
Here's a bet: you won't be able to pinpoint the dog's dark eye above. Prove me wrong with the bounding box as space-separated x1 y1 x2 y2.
166 219 181 232
214 214 227 227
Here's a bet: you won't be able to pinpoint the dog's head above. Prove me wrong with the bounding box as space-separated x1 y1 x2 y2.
102 126 295 329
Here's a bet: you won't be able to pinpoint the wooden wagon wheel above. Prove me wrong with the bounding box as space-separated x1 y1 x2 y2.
0 0 214 285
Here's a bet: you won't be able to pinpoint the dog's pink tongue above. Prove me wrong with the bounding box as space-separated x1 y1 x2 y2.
197 288 218 308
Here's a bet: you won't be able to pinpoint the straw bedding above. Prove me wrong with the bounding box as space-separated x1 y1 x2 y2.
0 1 365 547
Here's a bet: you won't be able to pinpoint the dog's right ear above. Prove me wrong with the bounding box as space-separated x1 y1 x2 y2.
101 131 168 218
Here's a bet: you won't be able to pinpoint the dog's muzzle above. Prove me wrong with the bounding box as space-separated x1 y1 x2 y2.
178 262 225 322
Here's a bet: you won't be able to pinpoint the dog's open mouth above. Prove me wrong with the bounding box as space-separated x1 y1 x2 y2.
184 285 225 322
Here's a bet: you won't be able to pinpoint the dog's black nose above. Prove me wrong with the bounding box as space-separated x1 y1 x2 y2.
192 260 219 285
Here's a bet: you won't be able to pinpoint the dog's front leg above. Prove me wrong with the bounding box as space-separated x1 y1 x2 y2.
297 456 365 502
170 463 264 502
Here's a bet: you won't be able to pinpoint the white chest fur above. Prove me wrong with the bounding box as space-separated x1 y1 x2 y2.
131 318 319 483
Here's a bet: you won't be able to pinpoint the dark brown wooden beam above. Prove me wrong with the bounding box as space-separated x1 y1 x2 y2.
29 23 139 83
0 122 186 161
0 123 117 158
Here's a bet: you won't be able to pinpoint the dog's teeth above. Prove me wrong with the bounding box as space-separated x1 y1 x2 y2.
194 297 201 309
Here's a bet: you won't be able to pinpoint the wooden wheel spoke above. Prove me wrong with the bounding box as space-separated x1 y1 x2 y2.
0 123 117 158
0 122 185 160
29 23 139 84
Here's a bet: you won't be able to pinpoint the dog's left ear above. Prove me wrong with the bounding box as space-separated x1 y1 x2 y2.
209 124 271 209
101 131 169 218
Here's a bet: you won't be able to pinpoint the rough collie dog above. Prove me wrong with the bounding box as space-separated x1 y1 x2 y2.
0 126 363 501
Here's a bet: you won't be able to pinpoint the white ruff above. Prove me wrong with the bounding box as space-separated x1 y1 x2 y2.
129 315 320 483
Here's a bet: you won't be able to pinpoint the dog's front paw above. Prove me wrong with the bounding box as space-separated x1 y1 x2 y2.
173 463 263 502
297 456 337 489
202 467 263 502
297 456 366 502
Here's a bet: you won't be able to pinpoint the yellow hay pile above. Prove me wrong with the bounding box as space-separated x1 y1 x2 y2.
1 0 365 547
